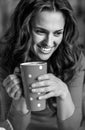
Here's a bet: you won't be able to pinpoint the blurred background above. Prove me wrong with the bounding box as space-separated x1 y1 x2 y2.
0 0 85 52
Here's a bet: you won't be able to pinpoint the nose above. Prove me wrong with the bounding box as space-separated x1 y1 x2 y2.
47 33 54 47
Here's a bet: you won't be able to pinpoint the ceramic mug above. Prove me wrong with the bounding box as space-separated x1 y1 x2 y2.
20 62 47 111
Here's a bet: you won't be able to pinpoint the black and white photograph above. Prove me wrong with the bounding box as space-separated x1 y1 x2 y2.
0 0 85 130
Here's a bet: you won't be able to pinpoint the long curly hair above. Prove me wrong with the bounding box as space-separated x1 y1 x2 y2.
0 0 80 79
0 0 81 113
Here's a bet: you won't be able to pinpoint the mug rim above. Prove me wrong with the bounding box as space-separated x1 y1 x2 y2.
20 62 47 66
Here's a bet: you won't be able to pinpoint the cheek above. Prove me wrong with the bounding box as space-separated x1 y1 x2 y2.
32 33 45 44
55 35 63 46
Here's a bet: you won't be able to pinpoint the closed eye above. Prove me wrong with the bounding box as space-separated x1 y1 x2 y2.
54 30 63 37
33 27 47 35
35 30 45 34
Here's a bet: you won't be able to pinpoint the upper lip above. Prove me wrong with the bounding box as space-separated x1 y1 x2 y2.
37 44 54 49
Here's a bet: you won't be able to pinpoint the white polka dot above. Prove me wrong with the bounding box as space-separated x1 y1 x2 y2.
30 97 33 101
39 65 43 70
0 128 6 130
38 93 41 95
37 103 41 107
28 74 32 78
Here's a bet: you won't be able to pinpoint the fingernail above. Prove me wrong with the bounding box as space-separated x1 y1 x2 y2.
31 84 35 87
38 96 42 100
38 77 41 80
32 89 36 92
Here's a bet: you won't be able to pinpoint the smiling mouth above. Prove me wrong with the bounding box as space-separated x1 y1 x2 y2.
37 44 53 54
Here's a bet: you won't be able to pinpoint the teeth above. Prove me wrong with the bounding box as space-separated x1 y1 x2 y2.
40 47 52 53
37 44 53 54
42 48 51 52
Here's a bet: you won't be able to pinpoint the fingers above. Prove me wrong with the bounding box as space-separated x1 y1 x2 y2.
31 80 50 88
30 73 67 100
3 74 18 86
3 74 22 100
14 89 22 100
8 85 20 99
38 73 53 81
5 78 20 93
39 92 54 100
32 73 56 88
31 85 53 93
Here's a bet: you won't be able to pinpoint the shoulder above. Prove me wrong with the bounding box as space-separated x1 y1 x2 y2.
74 52 85 72
64 51 85 82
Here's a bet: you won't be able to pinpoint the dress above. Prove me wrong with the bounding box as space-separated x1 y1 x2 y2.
0 52 85 130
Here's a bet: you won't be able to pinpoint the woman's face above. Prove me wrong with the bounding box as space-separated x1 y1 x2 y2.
31 10 65 61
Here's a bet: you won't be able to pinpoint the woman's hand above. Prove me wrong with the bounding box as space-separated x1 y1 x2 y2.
3 74 29 114
3 74 22 100
31 73 75 120
31 73 69 100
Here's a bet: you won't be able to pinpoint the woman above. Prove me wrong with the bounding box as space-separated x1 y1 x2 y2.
0 0 85 130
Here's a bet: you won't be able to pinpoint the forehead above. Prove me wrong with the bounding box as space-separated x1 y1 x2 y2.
32 11 65 30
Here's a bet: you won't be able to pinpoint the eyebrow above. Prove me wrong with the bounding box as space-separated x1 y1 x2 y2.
54 29 64 33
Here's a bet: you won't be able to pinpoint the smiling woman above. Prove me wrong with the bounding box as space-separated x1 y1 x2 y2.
0 0 85 130
31 11 65 61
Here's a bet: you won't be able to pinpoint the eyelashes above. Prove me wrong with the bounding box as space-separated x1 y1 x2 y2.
33 27 63 37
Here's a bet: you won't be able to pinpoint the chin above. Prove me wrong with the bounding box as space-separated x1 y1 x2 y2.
38 55 51 61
